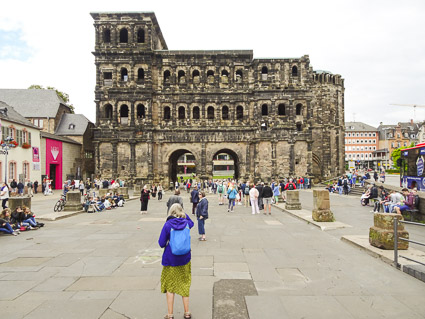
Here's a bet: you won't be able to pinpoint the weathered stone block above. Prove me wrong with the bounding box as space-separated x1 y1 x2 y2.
8 197 31 212
64 191 82 211
285 190 301 210
99 188 109 197
369 227 409 250
133 185 141 197
374 213 405 231
312 190 334 222
119 187 129 199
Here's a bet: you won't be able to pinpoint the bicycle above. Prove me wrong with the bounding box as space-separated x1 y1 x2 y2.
54 194 67 212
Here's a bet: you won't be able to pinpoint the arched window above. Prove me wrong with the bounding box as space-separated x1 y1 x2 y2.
236 69 243 82
207 70 214 83
261 66 268 80
137 29 145 43
120 105 129 118
278 104 286 115
221 70 229 77
192 106 200 119
137 68 144 80
178 70 186 83
192 70 200 84
296 104 302 116
261 104 268 116
178 106 185 119
164 70 171 82
236 106 243 120
163 107 171 120
103 29 111 43
192 70 200 78
222 106 229 120
137 104 145 118
121 68 128 81
119 28 128 43
104 104 113 119
207 106 215 119
292 66 298 76
296 123 302 131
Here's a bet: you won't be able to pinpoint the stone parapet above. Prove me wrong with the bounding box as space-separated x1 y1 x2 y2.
285 190 301 210
312 189 334 222
369 213 409 250
9 197 31 212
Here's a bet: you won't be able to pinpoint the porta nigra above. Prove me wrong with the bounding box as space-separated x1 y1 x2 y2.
91 12 345 185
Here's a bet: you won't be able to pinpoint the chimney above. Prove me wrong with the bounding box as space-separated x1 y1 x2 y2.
411 119 413 125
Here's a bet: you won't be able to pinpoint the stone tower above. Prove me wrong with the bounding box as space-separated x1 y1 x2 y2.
91 12 345 185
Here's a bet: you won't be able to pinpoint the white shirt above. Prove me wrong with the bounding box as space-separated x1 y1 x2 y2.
249 187 259 200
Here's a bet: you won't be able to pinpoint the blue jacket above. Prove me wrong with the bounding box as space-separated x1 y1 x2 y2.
273 186 280 196
190 189 199 203
158 214 194 266
227 188 238 199
196 198 208 219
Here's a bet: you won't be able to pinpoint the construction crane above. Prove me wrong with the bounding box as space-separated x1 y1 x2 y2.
390 104 425 119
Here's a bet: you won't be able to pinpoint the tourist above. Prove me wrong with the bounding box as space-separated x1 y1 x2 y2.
79 182 85 196
190 185 199 215
158 184 163 201
217 181 224 205
227 184 237 212
158 203 193 319
1 182 9 209
373 171 378 182
380 170 386 183
27 181 33 197
166 189 184 213
372 186 389 213
279 180 286 202
33 180 38 194
140 185 150 214
383 190 403 213
249 183 260 214
152 184 157 198
273 183 280 204
262 182 273 215
284 179 296 191
17 181 24 197
394 188 415 215
196 191 208 241
243 182 250 207
0 209 18 236
10 179 17 196
256 182 264 211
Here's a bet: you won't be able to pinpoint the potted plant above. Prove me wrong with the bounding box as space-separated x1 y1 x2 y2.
22 142 31 149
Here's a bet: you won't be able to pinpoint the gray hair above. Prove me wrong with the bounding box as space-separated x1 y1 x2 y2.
168 203 185 218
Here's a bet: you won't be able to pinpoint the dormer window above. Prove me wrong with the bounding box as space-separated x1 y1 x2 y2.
69 124 75 130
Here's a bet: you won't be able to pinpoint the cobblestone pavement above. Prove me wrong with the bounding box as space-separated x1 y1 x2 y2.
1 190 424 319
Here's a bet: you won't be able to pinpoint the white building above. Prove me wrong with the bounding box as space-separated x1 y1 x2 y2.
0 101 41 184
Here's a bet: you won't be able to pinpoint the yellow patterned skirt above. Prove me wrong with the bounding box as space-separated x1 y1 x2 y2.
161 261 191 297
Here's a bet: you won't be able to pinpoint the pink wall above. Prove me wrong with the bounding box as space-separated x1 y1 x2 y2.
45 139 63 190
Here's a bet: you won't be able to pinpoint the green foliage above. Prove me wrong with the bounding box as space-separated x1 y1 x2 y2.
391 142 414 169
385 169 400 174
28 84 74 113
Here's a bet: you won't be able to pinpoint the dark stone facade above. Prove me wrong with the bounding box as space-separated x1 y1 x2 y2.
91 12 345 185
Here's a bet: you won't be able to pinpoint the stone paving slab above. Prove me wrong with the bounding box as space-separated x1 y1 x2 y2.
67 276 159 291
37 210 84 221
246 295 289 318
0 299 43 319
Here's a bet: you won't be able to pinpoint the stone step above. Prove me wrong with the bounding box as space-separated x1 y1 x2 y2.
402 264 425 283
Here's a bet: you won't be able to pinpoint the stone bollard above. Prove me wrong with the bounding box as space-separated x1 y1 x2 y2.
9 196 31 211
369 213 409 250
133 185 141 197
119 187 129 199
312 190 334 222
64 191 82 211
285 190 302 210
99 188 109 197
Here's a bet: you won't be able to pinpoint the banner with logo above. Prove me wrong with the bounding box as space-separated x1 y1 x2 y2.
32 147 40 162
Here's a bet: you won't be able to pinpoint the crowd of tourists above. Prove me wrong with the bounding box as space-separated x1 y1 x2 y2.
326 169 386 195
0 205 44 236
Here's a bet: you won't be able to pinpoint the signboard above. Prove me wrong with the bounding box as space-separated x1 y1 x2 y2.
33 163 40 171
404 176 425 191
417 156 424 176
420 149 425 155
32 147 39 162
348 160 355 170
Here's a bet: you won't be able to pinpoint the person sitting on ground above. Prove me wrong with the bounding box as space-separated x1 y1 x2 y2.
371 186 389 213
394 188 415 215
166 189 184 213
22 206 41 229
365 183 378 206
0 208 19 235
11 206 26 229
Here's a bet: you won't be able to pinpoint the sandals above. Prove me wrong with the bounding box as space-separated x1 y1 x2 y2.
199 238 206 241
184 312 192 319
164 315 174 319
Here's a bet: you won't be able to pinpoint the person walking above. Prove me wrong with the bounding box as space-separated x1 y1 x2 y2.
140 185 150 214
1 183 9 209
33 180 38 194
196 191 208 241
27 181 33 197
227 184 237 212
272 183 280 204
190 186 199 215
243 182 250 207
158 203 194 319
17 181 24 197
262 182 273 215
79 182 85 196
217 181 224 205
158 184 163 201
167 189 184 213
249 184 260 214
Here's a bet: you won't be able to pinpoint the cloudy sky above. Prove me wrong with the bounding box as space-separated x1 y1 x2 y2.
1 0 425 127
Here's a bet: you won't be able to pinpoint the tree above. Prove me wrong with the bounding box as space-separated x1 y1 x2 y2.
28 85 74 113
391 142 414 169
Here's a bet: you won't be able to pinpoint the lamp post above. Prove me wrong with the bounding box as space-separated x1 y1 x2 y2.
0 136 16 183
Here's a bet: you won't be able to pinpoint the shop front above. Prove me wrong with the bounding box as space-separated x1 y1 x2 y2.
45 138 63 190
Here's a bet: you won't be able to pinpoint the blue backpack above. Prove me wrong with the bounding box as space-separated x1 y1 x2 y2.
169 225 191 255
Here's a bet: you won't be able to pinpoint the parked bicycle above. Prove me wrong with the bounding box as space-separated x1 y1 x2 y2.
53 194 67 212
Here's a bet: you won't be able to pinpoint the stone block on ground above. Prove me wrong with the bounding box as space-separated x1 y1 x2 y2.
8 196 31 211
99 188 109 197
374 213 405 230
133 185 141 197
119 187 129 199
369 227 409 250
285 190 301 210
64 191 82 211
312 189 334 222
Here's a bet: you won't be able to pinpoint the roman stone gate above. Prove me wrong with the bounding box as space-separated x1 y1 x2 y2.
91 12 345 185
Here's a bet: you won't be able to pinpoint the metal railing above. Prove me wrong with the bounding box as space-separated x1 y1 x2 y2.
393 218 425 269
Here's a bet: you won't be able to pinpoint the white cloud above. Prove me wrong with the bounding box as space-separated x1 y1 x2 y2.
0 0 424 127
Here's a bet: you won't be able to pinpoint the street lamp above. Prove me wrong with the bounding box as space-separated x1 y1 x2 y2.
0 136 17 183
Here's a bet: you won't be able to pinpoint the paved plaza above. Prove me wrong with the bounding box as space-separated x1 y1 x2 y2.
1 190 425 319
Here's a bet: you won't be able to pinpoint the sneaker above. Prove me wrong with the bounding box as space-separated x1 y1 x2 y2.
369 210 375 213
12 232 18 236
227 209 229 212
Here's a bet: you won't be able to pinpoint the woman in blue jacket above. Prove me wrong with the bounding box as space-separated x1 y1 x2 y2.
158 203 194 319
227 184 238 212
196 191 208 241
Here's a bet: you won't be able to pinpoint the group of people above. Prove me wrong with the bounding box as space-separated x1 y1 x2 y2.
139 184 165 214
0 205 44 236
365 184 419 214
84 193 125 212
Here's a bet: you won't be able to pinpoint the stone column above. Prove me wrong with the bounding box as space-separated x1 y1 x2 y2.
271 141 277 181
95 101 100 126
94 141 100 177
112 141 118 178
113 102 118 126
147 142 153 182
312 190 334 222
245 143 251 180
307 141 313 177
369 213 409 250
285 190 301 210
129 141 136 184
200 142 207 179
289 142 295 176
130 101 135 126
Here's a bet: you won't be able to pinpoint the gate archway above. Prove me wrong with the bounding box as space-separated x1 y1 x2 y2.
212 149 239 180
169 149 197 183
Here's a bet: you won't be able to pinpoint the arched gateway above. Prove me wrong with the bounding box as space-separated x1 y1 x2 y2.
92 12 345 185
